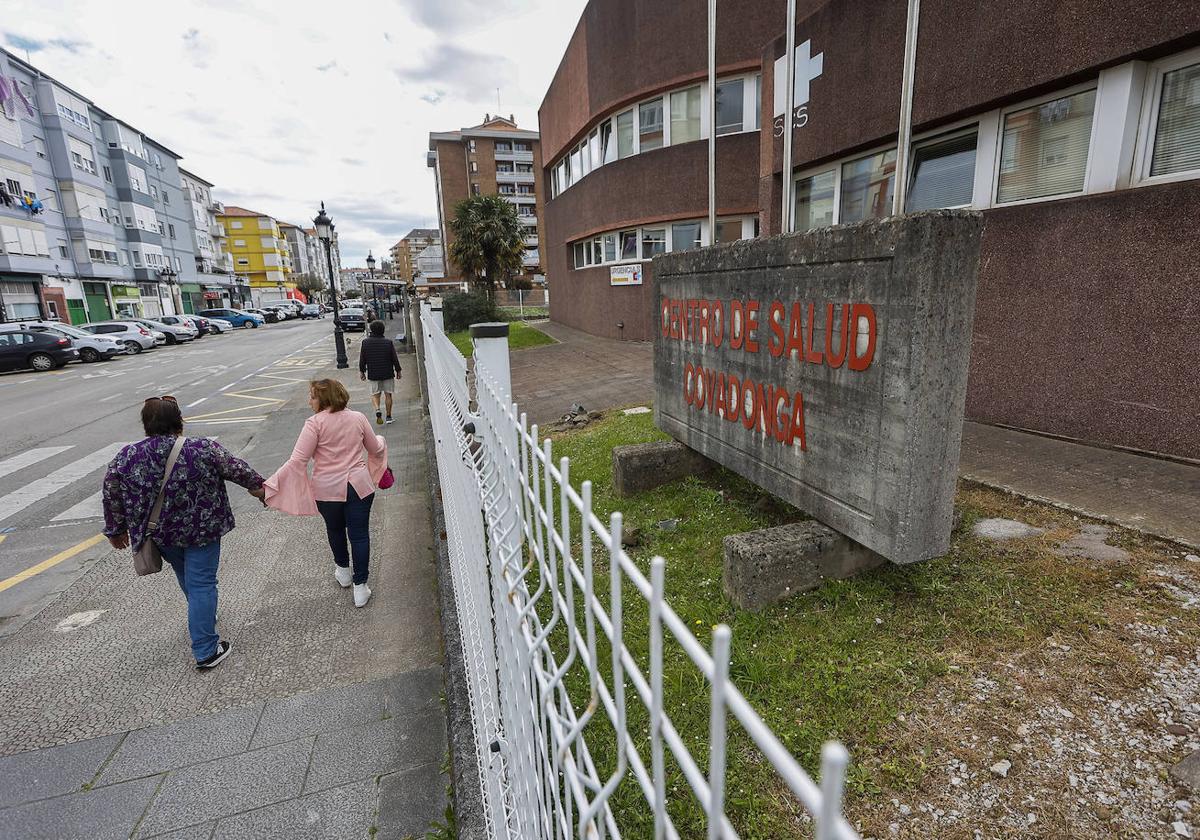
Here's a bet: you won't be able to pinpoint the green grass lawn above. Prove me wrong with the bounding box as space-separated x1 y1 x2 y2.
447 320 555 357
535 410 1193 838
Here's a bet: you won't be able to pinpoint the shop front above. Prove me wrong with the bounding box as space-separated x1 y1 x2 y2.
110 284 143 318
179 283 205 314
82 281 112 322
0 275 46 321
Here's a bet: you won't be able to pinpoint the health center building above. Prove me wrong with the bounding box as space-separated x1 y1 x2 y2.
539 0 1200 460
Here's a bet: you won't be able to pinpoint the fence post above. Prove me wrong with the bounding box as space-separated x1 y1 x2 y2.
430 296 444 332
415 300 431 416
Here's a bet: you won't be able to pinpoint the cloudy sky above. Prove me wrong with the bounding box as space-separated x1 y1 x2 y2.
2 0 586 265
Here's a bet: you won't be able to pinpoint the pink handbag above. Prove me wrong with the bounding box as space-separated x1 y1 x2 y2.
378 466 394 490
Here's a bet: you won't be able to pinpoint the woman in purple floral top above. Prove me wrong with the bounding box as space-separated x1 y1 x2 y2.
102 397 265 669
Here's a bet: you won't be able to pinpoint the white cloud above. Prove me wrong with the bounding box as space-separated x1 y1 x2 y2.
1 0 585 263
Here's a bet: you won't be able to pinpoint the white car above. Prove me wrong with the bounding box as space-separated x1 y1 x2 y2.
17 320 125 363
158 314 206 339
128 318 196 345
205 317 233 334
80 321 159 354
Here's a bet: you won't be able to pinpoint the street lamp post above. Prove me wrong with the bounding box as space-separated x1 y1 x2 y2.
314 202 349 369
366 251 379 322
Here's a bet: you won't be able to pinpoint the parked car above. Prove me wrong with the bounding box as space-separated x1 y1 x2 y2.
197 308 264 329
128 318 196 345
79 321 158 354
244 307 279 323
300 304 321 319
260 300 299 319
337 307 366 332
205 317 233 334
17 320 124 362
157 314 205 339
0 326 78 371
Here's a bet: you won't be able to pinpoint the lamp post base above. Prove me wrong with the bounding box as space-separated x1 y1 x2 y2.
333 325 349 369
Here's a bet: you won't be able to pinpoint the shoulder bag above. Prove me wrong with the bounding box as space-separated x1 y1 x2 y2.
133 436 185 576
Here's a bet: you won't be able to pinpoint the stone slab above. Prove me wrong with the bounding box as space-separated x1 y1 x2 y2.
972 518 1045 541
653 211 983 564
98 703 263 786
137 738 313 836
144 823 216 840
210 778 376 840
723 521 887 610
377 762 449 840
1172 749 1200 795
303 710 445 795
612 439 714 496
0 731 123 809
381 665 444 718
0 774 161 840
249 681 389 749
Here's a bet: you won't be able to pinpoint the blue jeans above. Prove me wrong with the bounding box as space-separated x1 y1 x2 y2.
161 540 222 662
316 485 374 585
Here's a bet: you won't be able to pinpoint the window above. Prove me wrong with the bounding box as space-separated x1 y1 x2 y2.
840 149 897 223
496 162 512 173
469 161 478 173
132 250 143 267
237 257 249 266
58 240 69 258
163 189 170 205
573 242 585 269
603 233 617 262
715 219 744 243
619 229 638 261
99 207 110 222
229 220 243 229
169 224 176 239
258 218 272 230
907 131 978 211
615 110 634 159
43 189 57 212
997 89 1096 203
5 177 21 196
517 163 533 173
471 183 481 196
1149 60 1200 177
670 87 702 144
469 139 477 153
149 184 158 199
641 227 666 257
794 170 836 232
495 141 511 152
639 99 664 150
715 78 745 136
588 129 601 172
102 165 112 183
31 137 47 159
671 222 702 251
234 239 246 246
515 142 532 152
260 236 274 248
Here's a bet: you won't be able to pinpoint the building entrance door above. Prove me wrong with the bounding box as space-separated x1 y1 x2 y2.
83 282 112 321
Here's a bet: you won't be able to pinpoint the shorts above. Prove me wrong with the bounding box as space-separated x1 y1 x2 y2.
369 378 395 395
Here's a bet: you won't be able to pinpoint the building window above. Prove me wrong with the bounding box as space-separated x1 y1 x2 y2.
230 220 243 229
163 189 170 205
469 161 478 173
615 110 635 159
572 242 585 269
31 137 47 159
670 87 702 144
495 141 511 153
670 221 702 252
715 78 745 136
5 177 21 197
641 227 666 257
639 99 664 151
471 183 481 196
602 233 617 263
907 131 978 211
794 170 836 232
715 219 744 243
840 149 897 223
169 224 176 239
237 258 249 266
58 240 69 258
469 139 477 153
997 89 1096 203
515 142 531 152
619 229 638 261
149 184 158 199
102 165 112 183
1149 60 1200 178
588 129 601 172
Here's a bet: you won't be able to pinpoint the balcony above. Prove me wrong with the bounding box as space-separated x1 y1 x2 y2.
494 148 534 163
209 200 224 214
209 223 225 237
496 170 535 184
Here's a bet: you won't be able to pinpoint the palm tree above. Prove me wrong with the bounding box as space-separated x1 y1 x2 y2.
447 194 527 298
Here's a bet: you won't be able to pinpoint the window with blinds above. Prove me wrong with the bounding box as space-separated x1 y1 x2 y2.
997 90 1096 202
1150 61 1200 177
907 132 978 211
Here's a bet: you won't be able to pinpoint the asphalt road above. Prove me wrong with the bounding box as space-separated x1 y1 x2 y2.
0 317 350 637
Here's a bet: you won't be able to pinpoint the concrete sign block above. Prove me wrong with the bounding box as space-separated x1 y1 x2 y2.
652 211 983 564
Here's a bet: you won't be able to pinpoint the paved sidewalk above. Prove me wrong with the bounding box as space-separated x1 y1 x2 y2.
509 321 1200 549
0 332 446 838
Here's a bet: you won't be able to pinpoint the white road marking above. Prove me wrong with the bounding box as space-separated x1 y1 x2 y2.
98 393 123 403
0 442 127 525
55 610 107 633
218 383 233 392
52 490 103 522
186 397 207 408
0 447 74 480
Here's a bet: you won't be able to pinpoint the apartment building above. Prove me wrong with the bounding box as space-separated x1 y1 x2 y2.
540 0 1200 460
217 206 296 305
389 227 439 284
426 115 545 285
278 222 324 293
179 168 247 310
0 48 201 323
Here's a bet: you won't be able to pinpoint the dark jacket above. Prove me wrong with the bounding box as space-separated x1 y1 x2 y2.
358 335 402 381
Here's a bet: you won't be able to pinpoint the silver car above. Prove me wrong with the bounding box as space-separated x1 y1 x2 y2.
127 318 196 345
80 321 158 354
17 320 125 362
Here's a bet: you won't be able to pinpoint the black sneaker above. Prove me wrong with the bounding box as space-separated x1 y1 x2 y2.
375 411 383 426
196 640 232 670
385 416 394 425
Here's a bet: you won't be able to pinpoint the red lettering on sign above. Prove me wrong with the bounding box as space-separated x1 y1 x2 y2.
711 300 724 348
767 300 786 358
730 300 744 350
773 388 790 442
715 372 727 418
789 392 807 449
825 303 850 368
661 298 671 337
683 362 694 405
740 377 756 429
804 302 824 365
786 302 805 360
745 300 761 354
848 303 877 371
758 382 774 437
726 374 741 422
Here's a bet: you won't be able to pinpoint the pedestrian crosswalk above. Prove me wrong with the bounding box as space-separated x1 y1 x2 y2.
0 443 127 525
0 447 73 481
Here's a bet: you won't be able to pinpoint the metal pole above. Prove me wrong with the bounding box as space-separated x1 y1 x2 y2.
781 0 797 234
707 0 717 245
892 0 920 216
325 239 349 368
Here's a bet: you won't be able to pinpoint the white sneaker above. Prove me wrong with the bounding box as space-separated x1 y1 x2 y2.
353 583 372 608
333 565 352 588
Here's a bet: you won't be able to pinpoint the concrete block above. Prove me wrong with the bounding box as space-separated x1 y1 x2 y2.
377 762 449 840
0 732 122 809
210 778 376 840
612 439 713 497
303 710 445 795
653 211 983 564
723 521 886 610
1 775 160 840
250 680 388 749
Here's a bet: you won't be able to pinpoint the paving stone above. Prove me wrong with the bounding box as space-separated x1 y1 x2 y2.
137 738 313 836
250 680 389 749
381 665 444 718
143 823 216 840
304 710 447 794
99 704 263 786
210 778 377 840
0 774 161 840
377 762 448 840
972 517 1046 541
0 732 123 808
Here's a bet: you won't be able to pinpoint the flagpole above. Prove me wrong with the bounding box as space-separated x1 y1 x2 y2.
708 0 717 245
892 0 920 216
781 0 797 234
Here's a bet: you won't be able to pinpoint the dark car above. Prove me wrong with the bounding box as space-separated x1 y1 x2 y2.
244 307 280 323
0 327 78 372
336 308 366 331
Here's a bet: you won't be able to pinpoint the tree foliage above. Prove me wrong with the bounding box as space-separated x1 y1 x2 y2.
447 194 527 296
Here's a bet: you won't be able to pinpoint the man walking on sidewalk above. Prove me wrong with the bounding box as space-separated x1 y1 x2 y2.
359 320 402 425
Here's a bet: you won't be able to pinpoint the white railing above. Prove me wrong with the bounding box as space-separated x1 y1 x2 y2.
420 303 858 840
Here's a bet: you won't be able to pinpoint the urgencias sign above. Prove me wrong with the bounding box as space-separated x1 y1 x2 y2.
652 211 983 565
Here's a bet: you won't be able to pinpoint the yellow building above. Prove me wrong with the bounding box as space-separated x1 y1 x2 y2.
217 206 296 305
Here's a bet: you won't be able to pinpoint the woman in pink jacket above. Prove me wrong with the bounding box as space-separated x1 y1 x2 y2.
264 378 388 607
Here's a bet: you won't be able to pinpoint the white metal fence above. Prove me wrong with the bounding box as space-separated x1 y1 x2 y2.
420 303 858 840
